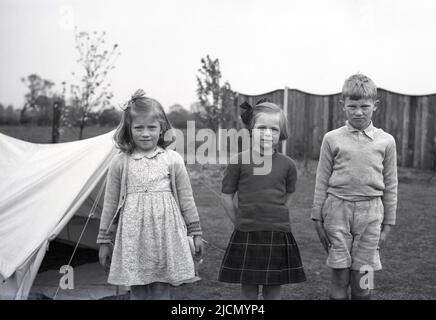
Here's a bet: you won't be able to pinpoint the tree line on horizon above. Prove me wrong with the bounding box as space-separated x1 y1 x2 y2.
0 29 238 139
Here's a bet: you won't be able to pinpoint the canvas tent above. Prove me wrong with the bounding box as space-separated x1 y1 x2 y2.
0 130 118 299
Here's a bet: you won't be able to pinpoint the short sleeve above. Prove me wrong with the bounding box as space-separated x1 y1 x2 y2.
221 163 240 194
286 160 298 193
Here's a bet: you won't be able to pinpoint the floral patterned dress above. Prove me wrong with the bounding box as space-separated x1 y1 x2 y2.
108 147 199 286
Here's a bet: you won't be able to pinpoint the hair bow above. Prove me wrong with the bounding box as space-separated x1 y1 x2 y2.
131 89 146 101
240 101 253 125
120 89 147 111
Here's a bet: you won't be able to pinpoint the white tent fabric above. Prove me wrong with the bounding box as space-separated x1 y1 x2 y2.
0 130 117 299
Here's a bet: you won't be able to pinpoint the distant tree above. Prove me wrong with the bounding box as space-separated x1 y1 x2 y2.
167 104 193 129
98 107 122 127
20 74 55 124
0 103 4 124
34 95 54 126
196 55 235 131
189 102 201 114
70 29 120 139
189 102 208 129
4 105 19 125
220 81 238 129
169 104 185 113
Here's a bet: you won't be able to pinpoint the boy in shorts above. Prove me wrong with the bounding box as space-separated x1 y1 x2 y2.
311 74 398 300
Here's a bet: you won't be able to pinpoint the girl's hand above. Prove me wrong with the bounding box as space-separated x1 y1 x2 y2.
378 224 392 250
99 244 112 272
314 221 331 254
193 235 204 260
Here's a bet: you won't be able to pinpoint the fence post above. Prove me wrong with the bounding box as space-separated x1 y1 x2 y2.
282 86 289 155
52 99 63 143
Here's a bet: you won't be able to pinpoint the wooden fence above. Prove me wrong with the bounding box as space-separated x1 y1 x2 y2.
234 88 436 170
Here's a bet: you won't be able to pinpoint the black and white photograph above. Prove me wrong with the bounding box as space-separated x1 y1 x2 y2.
0 0 435 309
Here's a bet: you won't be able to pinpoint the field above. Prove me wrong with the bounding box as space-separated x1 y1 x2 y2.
177 164 436 300
2 125 436 300
0 125 115 143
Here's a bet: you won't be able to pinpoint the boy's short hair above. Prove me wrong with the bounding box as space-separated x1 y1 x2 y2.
342 74 377 100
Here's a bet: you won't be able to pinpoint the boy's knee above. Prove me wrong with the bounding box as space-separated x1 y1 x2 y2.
330 268 350 300
329 285 349 300
350 270 371 299
331 268 350 286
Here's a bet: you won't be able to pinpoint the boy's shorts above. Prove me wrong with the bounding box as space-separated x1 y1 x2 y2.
321 194 383 271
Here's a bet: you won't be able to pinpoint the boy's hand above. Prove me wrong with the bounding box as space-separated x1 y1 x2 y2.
314 220 331 253
99 244 112 272
193 235 204 260
378 224 392 250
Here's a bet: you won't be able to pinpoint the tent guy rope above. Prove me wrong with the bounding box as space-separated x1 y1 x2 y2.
51 168 228 300
52 176 107 300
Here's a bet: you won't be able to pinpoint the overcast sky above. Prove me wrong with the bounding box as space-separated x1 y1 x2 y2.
1 0 436 110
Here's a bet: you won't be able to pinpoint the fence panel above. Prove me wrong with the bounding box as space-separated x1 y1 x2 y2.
234 88 436 170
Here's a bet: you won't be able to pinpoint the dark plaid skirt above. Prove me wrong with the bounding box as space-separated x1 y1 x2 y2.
218 230 306 285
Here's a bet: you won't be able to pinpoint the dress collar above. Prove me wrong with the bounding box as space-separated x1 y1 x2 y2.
131 146 165 160
345 120 375 140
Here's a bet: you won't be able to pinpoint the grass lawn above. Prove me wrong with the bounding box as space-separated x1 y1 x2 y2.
0 125 115 143
171 163 436 300
3 125 436 299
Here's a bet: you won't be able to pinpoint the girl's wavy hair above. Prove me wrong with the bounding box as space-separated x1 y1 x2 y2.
240 98 289 141
113 89 173 153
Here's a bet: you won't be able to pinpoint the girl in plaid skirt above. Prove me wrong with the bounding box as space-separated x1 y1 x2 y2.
219 101 306 300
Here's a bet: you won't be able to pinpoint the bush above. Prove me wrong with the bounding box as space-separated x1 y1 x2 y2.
0 105 20 125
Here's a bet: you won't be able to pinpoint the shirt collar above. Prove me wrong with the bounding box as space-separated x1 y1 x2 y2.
131 146 165 160
345 120 375 140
